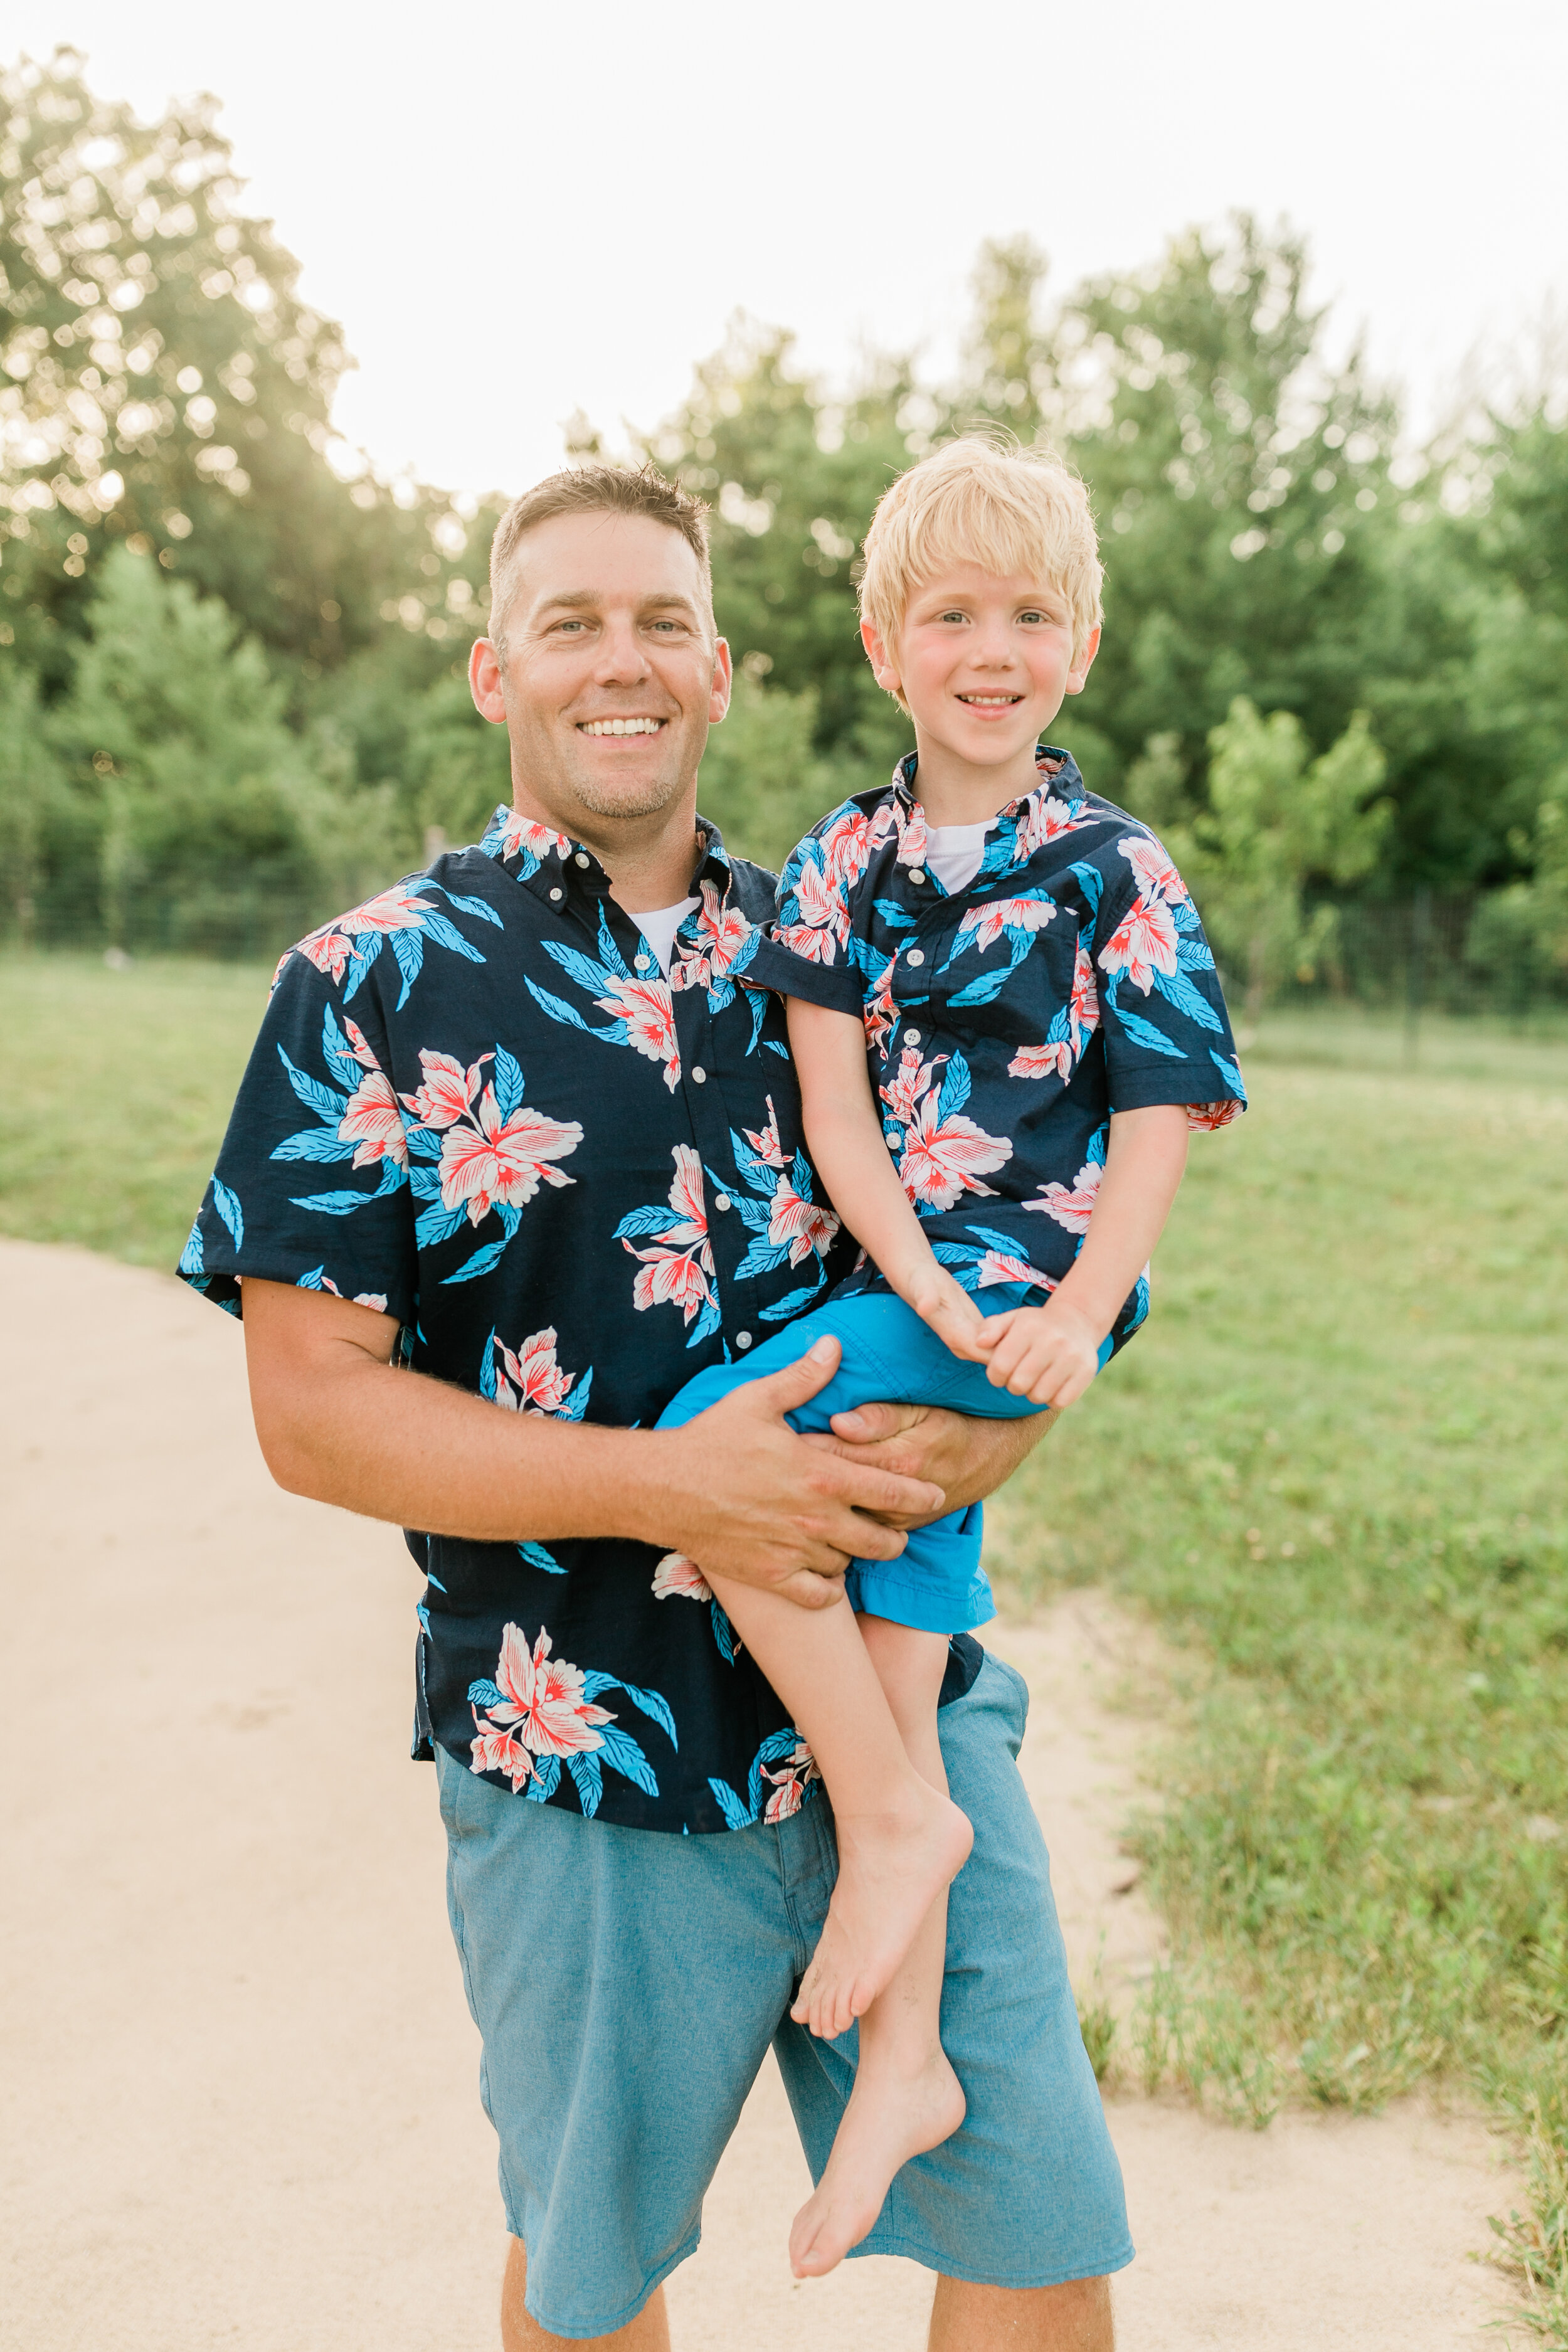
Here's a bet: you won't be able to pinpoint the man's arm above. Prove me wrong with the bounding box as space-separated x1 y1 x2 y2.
241 1279 946 1611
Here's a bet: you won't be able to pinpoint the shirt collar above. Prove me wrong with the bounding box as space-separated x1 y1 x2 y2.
889 744 1087 876
477 802 735 916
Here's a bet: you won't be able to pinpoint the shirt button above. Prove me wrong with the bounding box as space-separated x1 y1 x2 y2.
549 887 563 902
691 1065 707 1084
714 1193 732 1212
909 867 926 884
905 1029 922 1046
736 1330 753 1350
635 953 653 972
906 948 924 967
575 851 591 868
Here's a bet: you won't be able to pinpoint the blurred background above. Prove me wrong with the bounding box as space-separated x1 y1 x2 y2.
2 5 1565 2338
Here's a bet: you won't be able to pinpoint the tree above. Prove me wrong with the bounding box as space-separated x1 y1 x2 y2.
1169 697 1392 1021
0 665 68 936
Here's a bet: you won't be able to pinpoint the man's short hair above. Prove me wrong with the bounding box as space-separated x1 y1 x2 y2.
859 436 1104 694
487 463 712 654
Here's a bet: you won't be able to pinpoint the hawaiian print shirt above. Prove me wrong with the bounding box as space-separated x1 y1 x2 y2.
741 748 1247 1350
177 803 959 1835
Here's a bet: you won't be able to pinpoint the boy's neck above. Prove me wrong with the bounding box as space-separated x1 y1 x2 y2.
906 731 1045 830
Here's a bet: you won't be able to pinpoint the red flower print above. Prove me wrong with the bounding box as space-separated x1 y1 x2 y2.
652 1552 714 1602
1186 1099 1242 1131
401 1048 488 1129
955 894 1057 956
766 1170 841 1267
494 1327 577 1414
1118 834 1189 906
898 1088 1012 1212
470 1624 615 1789
492 809 572 865
1098 894 1179 993
761 1739 820 1822
595 975 681 1091
977 1246 1056 1291
1026 1157 1103 1234
622 1145 716 1325
338 1069 408 1171
742 1096 790 1171
1009 1040 1074 1083
438 1088 583 1223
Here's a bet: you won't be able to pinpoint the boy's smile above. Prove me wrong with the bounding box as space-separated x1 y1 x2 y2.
861 563 1100 824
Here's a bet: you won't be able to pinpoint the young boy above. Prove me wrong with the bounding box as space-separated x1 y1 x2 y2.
655 435 1245 2277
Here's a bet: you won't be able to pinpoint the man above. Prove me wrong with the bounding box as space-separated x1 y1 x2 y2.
179 464 1131 2348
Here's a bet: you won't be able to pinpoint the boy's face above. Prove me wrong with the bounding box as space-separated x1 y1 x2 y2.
861 564 1099 783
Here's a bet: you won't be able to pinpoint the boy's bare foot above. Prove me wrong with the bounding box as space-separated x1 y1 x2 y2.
790 1788 972 2038
788 2045 966 2277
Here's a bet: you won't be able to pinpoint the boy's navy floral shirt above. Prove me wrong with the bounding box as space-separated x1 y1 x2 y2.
176 802 932 1836
742 746 1246 1344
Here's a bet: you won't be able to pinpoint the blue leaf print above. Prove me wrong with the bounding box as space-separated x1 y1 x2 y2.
426 882 504 928
931 1241 983 1291
686 1295 723 1348
493 1046 526 1122
756 1271 827 1322
416 1199 469 1249
873 898 916 928
1086 1121 1110 1167
1103 978 1185 1058
936 1051 973 1120
744 987 768 1057
1210 1050 1246 1097
707 1777 755 1831
948 959 1022 1009
443 1234 512 1285
479 1332 498 1400
566 1751 604 1816
764 1039 790 1058
297 1264 329 1289
416 910 488 963
711 1601 737 1663
178 1214 204 1276
540 936 615 998
615 1681 679 1750
467 1677 506 1707
1170 898 1203 934
290 1184 394 1216
598 1725 659 1798
1069 860 1104 914
734 1236 790 1281
1176 935 1214 970
275 1044 347 1126
528 1753 562 1803
525 978 610 1037
556 1367 593 1421
272 1128 359 1163
405 1127 442 1163
1152 963 1224 1031
748 1725 805 1820
319 1009 366 1092
408 1164 442 1203
517 1540 568 1574
595 904 633 979
615 1202 682 1239
388 924 425 1007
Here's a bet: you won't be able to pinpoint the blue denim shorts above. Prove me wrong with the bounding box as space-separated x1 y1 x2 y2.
437 1650 1133 2339
655 1285 1071 1634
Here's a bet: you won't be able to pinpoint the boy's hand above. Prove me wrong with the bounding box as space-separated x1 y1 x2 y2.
903 1266 990 1363
972 1297 1104 1407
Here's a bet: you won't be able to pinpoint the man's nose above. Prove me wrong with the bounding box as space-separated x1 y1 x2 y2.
594 617 651 682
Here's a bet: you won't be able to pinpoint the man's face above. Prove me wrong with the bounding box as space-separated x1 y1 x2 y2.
470 511 731 844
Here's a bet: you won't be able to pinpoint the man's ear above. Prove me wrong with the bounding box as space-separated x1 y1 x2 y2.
1065 623 1102 696
707 636 733 725
470 637 507 725
860 617 902 699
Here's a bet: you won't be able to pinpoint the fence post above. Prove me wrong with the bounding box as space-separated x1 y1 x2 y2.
1405 888 1432 1067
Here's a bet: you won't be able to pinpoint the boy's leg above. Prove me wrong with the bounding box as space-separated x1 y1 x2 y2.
706 1570 972 2035
789 1618 965 2280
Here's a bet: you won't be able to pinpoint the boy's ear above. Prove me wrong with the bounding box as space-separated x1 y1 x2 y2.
1065 623 1102 696
860 617 902 697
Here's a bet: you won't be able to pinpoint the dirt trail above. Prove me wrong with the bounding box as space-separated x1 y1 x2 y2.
1 1240 1523 2348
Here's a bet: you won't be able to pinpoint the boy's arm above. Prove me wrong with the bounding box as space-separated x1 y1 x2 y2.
787 997 987 1358
975 1104 1189 1406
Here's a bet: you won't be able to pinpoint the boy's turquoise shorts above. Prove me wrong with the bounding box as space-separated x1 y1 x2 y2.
655 1283 1111 1634
438 1648 1133 2337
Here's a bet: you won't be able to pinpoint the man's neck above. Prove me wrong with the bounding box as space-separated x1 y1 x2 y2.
509 783 702 914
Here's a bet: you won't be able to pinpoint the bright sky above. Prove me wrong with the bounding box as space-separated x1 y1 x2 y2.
10 0 1567 497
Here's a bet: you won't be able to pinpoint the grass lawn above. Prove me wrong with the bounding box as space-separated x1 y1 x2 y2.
6 951 1568 2325
0 950 272 1268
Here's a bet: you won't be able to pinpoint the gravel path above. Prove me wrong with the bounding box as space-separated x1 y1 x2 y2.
1 1240 1523 2347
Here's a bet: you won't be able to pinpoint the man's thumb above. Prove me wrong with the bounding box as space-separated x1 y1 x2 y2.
755 1332 840 1412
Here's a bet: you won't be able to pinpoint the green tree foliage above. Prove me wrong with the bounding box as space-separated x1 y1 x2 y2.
1168 697 1391 1019
0 662 66 934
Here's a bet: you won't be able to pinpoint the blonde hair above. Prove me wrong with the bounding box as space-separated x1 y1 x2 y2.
859 437 1103 696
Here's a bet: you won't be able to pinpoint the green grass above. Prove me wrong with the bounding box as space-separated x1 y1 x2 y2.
0 950 272 1267
988 1017 1568 2331
6 953 1568 2327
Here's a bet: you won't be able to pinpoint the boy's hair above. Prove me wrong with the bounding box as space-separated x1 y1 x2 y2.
858 436 1103 696
487 463 712 655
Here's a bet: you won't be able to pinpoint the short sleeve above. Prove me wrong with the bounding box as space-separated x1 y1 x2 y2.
1091 830 1246 1126
735 812 868 1017
176 947 418 1322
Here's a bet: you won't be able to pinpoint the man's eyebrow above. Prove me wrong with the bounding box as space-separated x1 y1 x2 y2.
531 589 704 618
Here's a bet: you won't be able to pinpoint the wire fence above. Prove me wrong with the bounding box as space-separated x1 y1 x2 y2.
4 884 1564 1034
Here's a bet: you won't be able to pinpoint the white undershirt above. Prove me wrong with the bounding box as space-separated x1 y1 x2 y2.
922 822 991 897
632 896 700 975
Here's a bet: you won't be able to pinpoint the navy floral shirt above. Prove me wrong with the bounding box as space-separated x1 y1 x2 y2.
742 748 1246 1349
177 803 930 1835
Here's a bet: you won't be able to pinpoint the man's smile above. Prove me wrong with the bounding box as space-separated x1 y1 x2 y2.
577 716 669 736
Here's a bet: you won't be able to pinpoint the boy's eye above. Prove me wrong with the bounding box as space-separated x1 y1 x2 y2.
938 608 969 625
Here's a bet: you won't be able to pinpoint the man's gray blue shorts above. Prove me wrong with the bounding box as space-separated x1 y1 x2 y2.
437 1648 1133 2339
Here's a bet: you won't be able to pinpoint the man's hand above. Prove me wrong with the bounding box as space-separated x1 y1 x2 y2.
644 1337 947 1609
807 1395 1056 1527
